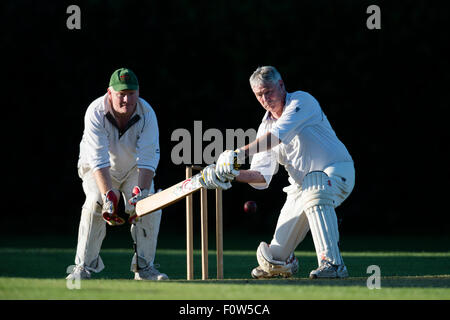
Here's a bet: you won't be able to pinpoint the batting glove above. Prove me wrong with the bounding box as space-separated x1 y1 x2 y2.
200 164 232 190
102 189 125 226
215 149 241 180
128 186 150 224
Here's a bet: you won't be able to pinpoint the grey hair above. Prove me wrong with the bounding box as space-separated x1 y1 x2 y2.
249 66 282 88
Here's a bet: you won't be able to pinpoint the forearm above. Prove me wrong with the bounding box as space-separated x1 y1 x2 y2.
93 167 113 195
235 170 266 184
94 167 154 193
138 168 154 190
239 132 281 158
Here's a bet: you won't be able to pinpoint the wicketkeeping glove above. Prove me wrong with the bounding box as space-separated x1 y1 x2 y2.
102 189 125 226
128 186 150 224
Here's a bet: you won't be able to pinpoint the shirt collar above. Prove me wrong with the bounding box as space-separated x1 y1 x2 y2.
103 93 140 119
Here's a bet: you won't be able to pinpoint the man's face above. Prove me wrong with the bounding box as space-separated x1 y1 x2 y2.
108 88 139 118
252 80 286 118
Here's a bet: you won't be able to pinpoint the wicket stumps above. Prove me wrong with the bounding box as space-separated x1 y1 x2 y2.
185 165 224 280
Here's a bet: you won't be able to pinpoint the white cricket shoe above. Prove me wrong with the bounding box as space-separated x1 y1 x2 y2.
251 266 276 279
134 265 169 281
309 260 348 279
66 265 91 280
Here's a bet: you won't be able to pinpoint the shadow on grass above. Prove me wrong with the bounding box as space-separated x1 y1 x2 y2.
168 276 450 289
1 249 449 289
1 233 449 252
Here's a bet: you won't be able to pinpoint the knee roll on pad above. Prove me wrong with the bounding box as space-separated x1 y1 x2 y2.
301 171 335 209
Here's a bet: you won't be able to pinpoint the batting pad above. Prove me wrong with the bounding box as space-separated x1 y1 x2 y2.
305 204 343 266
256 242 298 277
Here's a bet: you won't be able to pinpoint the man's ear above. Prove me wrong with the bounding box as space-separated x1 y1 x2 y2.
106 87 114 103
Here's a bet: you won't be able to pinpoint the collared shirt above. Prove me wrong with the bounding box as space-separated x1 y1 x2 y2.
78 93 160 181
249 91 353 189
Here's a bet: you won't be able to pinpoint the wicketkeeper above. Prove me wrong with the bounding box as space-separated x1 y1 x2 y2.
208 66 355 279
66 68 168 281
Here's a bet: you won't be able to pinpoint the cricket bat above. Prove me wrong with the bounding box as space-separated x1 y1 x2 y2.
136 172 204 217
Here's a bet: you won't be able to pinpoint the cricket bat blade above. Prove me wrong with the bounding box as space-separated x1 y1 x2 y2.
136 173 204 217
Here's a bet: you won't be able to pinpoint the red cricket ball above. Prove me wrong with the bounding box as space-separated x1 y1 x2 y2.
244 201 257 213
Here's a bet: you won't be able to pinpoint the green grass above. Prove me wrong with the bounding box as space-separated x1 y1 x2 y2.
0 234 449 300
2 276 450 300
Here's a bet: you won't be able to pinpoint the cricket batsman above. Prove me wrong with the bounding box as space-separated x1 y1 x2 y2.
211 66 355 279
66 68 168 281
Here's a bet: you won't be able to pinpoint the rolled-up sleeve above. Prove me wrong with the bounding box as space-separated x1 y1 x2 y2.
84 108 110 171
249 149 279 189
248 122 279 190
136 109 160 173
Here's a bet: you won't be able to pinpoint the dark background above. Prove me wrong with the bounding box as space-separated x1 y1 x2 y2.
2 0 449 239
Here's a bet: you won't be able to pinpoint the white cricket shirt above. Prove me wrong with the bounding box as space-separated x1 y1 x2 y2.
78 93 160 181
250 91 352 189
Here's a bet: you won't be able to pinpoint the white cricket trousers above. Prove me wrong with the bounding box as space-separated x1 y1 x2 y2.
74 165 162 273
269 161 355 266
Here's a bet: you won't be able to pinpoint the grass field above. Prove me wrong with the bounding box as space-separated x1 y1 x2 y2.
0 232 449 300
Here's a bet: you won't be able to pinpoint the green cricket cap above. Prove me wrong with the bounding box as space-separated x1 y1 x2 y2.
109 68 139 91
